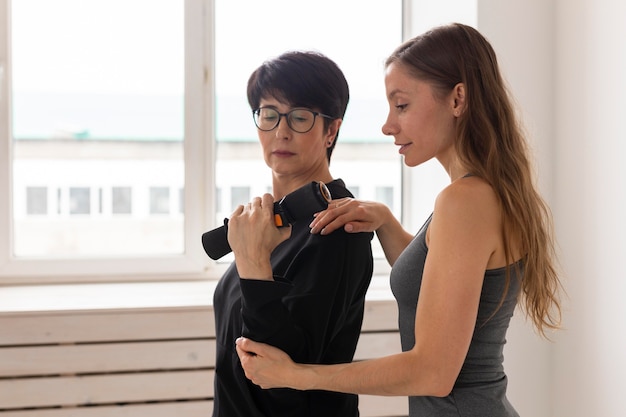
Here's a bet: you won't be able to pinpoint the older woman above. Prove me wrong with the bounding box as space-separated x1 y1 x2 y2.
211 51 374 417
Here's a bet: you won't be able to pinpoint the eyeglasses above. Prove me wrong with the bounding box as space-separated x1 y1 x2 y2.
252 107 334 133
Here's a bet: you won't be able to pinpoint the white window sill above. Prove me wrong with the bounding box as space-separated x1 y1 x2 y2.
0 274 393 315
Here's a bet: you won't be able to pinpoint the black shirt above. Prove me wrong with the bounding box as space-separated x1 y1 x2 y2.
212 179 374 417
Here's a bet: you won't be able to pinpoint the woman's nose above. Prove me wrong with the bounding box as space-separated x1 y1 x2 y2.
381 119 396 136
275 116 291 138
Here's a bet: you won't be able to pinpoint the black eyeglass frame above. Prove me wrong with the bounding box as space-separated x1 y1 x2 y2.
252 107 335 134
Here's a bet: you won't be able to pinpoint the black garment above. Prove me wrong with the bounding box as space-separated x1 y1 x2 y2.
390 214 522 416
212 179 374 417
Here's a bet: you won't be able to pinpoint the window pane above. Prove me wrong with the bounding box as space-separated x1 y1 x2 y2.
112 187 132 215
26 186 47 215
215 0 402 259
150 187 170 215
69 187 90 215
10 0 185 257
376 186 395 213
230 186 251 213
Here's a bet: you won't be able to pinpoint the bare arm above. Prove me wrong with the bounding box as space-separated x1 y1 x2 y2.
236 338 444 396
309 198 413 265
237 178 504 397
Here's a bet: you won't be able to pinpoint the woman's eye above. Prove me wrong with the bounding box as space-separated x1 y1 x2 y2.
395 104 407 110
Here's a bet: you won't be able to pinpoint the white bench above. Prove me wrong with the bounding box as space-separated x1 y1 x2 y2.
0 279 407 416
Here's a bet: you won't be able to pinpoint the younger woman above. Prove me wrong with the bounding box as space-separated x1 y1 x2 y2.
235 23 562 417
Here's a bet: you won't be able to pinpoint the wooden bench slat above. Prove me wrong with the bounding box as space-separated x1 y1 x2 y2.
0 370 214 409
0 394 407 417
0 340 215 377
0 401 213 417
0 310 214 346
355 332 401 360
359 395 408 417
0 301 397 346
361 301 399 332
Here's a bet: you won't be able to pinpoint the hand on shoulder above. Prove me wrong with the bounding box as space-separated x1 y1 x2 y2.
309 198 391 235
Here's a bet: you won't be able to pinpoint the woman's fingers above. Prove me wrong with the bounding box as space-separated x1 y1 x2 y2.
310 198 351 234
235 337 292 389
310 198 377 235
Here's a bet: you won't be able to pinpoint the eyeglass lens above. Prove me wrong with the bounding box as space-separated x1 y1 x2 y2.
254 108 317 133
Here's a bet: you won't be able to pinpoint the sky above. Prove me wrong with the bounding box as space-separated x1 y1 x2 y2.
10 0 402 140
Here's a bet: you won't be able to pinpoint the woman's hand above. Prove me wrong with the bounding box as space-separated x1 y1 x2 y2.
235 337 302 390
312 197 413 266
309 198 388 235
228 193 291 279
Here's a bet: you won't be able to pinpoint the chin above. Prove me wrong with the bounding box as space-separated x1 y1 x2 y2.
402 157 418 168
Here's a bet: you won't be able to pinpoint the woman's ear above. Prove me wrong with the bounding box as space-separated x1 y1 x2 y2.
326 118 342 146
452 83 466 117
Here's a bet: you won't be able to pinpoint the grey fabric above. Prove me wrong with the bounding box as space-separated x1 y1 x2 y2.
390 214 522 417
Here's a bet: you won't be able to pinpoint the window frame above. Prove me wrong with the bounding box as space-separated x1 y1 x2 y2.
0 0 217 283
0 0 453 285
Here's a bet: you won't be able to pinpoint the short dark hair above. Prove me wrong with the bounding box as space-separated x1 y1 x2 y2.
247 51 349 161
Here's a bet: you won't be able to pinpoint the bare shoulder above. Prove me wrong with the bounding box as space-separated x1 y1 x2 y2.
434 175 499 220
429 176 502 267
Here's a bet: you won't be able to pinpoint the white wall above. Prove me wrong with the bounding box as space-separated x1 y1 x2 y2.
475 1 626 417
409 1 626 416
552 0 626 416
477 2 555 416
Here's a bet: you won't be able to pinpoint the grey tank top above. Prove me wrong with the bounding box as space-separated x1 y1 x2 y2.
390 214 522 417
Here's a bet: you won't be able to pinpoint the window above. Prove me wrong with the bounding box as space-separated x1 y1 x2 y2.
26 187 47 215
214 0 404 261
230 187 251 214
112 187 132 215
1 0 476 283
10 0 185 255
69 188 91 215
376 186 395 213
1 0 205 280
150 187 171 215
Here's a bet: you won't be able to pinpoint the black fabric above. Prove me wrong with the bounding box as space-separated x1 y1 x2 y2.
212 179 374 417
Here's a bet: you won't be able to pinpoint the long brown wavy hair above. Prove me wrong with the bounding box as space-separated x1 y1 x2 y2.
386 23 562 338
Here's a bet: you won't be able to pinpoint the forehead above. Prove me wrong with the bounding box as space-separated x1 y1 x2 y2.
384 63 431 99
259 95 292 109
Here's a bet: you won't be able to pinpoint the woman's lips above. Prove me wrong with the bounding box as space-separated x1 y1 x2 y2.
397 142 411 154
273 150 295 157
